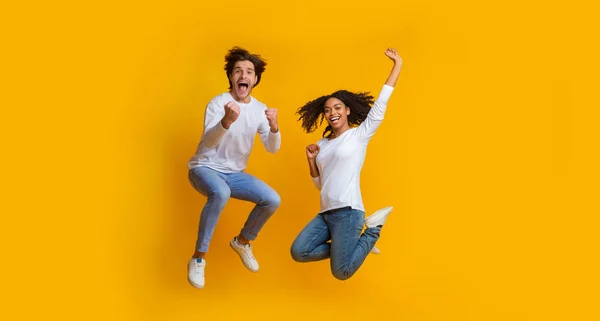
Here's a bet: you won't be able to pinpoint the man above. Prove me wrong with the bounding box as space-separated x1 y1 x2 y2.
187 47 281 289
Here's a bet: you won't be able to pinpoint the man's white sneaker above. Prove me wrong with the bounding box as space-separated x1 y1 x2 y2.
187 258 205 289
364 206 394 228
229 237 259 272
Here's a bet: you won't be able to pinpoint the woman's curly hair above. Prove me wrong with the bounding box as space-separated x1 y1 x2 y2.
296 90 375 138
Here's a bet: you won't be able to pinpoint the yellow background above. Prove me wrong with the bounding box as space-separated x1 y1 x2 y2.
2 0 599 320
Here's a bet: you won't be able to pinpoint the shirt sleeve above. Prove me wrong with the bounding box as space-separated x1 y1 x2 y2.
257 106 281 153
200 99 228 149
354 84 394 141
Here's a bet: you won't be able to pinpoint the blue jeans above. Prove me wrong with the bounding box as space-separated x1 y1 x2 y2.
290 206 381 280
189 166 281 252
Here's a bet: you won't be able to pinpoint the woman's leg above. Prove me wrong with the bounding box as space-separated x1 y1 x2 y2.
327 207 381 280
290 214 331 262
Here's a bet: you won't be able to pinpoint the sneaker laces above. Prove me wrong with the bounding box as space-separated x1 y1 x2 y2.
193 261 204 275
240 242 255 260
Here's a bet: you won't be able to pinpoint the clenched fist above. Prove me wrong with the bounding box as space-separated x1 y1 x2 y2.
306 144 320 160
265 108 278 133
221 101 240 129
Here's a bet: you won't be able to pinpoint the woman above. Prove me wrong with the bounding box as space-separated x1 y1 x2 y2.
290 48 403 280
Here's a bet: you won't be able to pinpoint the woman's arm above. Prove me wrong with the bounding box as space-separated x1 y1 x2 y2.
384 48 403 87
355 48 403 141
306 144 321 190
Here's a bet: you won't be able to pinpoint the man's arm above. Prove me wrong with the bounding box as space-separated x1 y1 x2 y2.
202 100 240 148
258 107 281 153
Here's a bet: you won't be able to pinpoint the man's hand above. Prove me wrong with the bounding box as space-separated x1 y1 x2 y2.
265 108 278 133
221 101 241 129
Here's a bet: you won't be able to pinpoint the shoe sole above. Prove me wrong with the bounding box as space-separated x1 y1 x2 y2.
229 241 259 273
364 206 394 228
187 276 204 289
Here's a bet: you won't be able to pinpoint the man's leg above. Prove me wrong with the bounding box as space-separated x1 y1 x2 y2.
189 166 232 256
227 171 280 242
187 166 232 288
225 171 280 271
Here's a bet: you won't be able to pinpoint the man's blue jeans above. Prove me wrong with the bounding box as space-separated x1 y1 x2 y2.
189 166 280 252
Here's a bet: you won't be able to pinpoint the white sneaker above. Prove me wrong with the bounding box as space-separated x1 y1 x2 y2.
229 237 259 272
370 246 381 254
364 206 394 228
187 258 206 289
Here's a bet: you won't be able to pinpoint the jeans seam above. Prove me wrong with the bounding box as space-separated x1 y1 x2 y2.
306 224 330 256
228 178 272 207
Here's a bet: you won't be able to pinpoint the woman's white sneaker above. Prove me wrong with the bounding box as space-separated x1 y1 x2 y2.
364 206 394 228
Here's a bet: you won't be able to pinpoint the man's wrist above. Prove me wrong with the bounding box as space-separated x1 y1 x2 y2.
221 119 231 130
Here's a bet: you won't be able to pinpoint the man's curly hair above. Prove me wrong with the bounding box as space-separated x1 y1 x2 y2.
296 90 375 138
224 47 267 89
